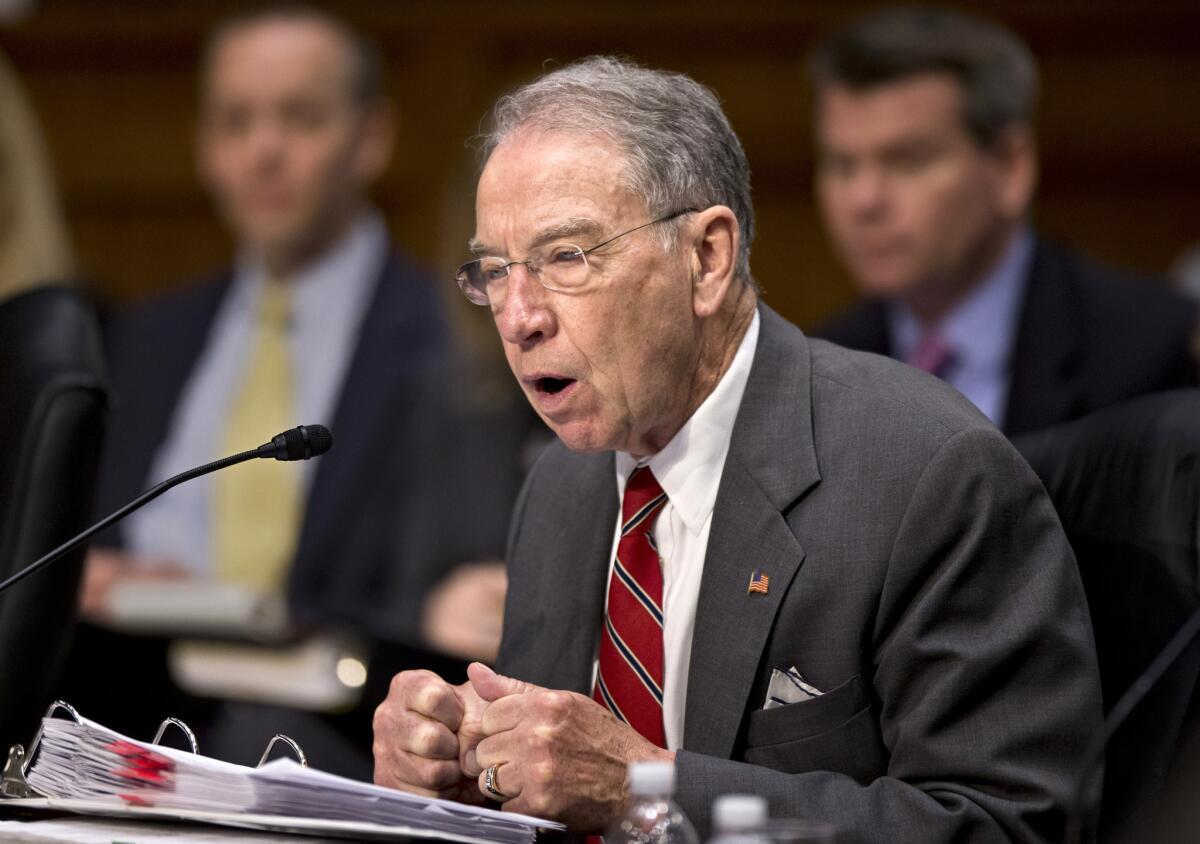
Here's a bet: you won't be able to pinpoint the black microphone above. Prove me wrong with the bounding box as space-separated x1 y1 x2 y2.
0 424 333 597
256 423 333 462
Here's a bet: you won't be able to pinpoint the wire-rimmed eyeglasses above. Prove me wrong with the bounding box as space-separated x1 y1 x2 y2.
455 208 697 307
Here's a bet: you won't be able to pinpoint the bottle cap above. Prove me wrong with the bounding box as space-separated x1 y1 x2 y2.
628 761 675 795
713 794 767 829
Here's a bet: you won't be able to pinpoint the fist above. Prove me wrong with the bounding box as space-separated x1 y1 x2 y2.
372 669 487 803
468 663 673 831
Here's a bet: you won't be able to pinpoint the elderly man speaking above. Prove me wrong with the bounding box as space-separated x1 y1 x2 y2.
373 57 1101 842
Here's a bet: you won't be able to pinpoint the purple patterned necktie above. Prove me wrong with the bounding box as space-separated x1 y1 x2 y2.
911 330 956 379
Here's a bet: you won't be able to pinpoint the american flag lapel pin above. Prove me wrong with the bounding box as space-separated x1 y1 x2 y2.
748 570 770 595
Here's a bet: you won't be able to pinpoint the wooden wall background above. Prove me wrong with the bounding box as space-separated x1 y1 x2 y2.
2 0 1197 334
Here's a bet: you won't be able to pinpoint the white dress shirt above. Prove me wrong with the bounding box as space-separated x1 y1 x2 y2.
124 211 386 575
596 310 760 750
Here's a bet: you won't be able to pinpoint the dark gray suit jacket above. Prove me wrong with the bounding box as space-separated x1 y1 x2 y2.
496 305 1102 843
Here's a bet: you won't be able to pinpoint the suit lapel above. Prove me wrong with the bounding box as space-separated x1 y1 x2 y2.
536 451 617 694
853 301 892 357
682 306 821 757
1003 240 1088 435
99 276 229 526
290 253 447 592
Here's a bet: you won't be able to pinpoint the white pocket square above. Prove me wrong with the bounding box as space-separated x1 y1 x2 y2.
763 665 824 709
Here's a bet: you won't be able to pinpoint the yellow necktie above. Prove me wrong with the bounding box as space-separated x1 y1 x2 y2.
212 282 302 594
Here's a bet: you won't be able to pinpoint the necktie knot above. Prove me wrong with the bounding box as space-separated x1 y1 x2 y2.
259 282 292 330
621 466 667 538
911 330 956 379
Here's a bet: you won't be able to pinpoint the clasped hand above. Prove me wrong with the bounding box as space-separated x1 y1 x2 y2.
373 662 673 831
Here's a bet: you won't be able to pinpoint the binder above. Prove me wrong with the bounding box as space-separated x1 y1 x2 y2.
0 700 561 843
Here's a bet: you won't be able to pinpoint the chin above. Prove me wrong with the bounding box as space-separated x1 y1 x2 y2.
852 265 923 300
235 213 305 248
547 420 617 455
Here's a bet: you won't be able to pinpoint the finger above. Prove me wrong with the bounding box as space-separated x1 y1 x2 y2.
454 678 488 725
379 778 468 801
462 746 482 779
479 693 530 736
468 662 537 703
477 758 524 804
376 694 460 761
473 732 521 773
373 750 462 791
410 755 465 791
409 676 465 731
401 713 460 760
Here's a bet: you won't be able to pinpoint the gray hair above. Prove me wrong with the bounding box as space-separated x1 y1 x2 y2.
808 6 1038 147
480 56 756 285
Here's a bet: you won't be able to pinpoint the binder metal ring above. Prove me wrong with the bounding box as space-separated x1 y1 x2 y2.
2 700 82 798
22 700 82 774
152 717 199 754
258 734 307 768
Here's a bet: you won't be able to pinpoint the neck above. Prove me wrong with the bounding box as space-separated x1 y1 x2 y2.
904 222 1020 325
258 205 361 280
633 281 758 458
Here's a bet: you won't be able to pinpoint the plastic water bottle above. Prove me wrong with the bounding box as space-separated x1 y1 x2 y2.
706 795 769 844
606 761 700 844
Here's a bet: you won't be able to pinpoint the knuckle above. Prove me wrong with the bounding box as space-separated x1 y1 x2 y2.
545 690 571 718
416 757 459 788
532 690 561 717
419 683 450 713
372 700 394 733
529 726 553 752
530 760 554 787
393 669 434 696
527 790 552 816
412 722 441 756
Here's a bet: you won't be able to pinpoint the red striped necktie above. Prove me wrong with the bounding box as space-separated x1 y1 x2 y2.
593 466 668 748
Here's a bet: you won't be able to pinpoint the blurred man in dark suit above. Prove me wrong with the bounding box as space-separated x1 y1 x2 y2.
812 7 1198 436
67 4 524 776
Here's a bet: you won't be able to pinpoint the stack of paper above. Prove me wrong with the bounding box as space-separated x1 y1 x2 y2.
25 716 561 843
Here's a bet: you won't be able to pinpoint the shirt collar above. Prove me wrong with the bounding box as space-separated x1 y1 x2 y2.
231 210 388 315
615 309 761 536
889 225 1034 378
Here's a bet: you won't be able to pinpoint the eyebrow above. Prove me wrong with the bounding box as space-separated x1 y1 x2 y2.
467 216 606 258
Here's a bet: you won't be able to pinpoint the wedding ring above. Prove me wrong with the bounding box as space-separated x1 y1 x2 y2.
483 763 506 799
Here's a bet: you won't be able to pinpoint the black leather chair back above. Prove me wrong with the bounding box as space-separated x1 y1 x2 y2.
0 286 108 753
1013 389 1200 840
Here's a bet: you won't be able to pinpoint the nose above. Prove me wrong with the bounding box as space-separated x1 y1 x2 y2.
245 116 286 170
494 263 556 349
845 165 889 221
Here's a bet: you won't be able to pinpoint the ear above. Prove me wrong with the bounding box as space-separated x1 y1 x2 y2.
989 124 1037 221
689 205 740 319
353 100 396 184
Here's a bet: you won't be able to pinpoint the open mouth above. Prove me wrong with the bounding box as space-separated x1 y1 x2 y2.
536 377 576 395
